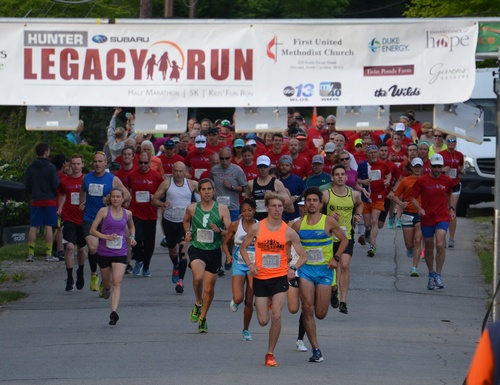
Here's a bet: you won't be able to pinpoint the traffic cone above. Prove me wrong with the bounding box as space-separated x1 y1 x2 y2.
311 106 317 127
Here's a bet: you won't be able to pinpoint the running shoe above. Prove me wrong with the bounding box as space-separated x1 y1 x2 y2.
160 236 168 247
309 348 324 363
76 268 84 290
396 218 402 228
125 264 133 275
296 339 308 352
435 273 445 289
217 267 225 277
175 281 184 294
171 268 179 284
198 317 208 333
65 277 74 292
367 245 376 257
26 255 34 262
102 287 111 300
46 255 59 262
242 330 252 341
357 235 366 246
142 268 151 277
339 302 348 314
265 353 277 367
427 272 436 290
448 239 455 248
109 311 119 326
410 267 419 277
90 274 99 291
406 248 414 259
99 283 104 298
190 303 202 323
132 261 143 276
229 299 239 312
387 217 395 229
330 289 339 309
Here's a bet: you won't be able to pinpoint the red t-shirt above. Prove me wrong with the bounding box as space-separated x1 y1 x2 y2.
158 153 185 176
366 160 391 202
115 155 139 168
307 127 323 152
185 148 214 180
264 148 289 168
323 158 335 176
382 159 400 190
439 149 464 183
411 173 454 226
345 133 381 152
388 146 407 166
58 174 84 224
291 156 312 179
207 142 227 153
240 163 259 181
127 169 164 220
114 166 138 187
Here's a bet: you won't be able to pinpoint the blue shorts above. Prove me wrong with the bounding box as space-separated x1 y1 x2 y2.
421 222 449 238
298 263 334 286
400 212 420 228
30 206 58 227
232 245 253 277
230 210 240 222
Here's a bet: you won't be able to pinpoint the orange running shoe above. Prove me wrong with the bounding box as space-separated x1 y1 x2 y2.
265 353 277 367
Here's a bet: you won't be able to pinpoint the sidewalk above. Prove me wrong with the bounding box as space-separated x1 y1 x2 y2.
0 217 489 385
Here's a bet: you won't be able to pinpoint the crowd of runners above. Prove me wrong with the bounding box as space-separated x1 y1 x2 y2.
24 107 463 366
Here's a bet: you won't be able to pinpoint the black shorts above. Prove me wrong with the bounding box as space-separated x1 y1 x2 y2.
378 198 392 223
188 245 222 274
81 220 95 238
253 276 289 298
97 255 127 269
334 239 354 257
289 276 300 288
162 219 185 249
62 221 86 248
452 182 462 194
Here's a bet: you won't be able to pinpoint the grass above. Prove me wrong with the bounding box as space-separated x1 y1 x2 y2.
468 207 494 285
0 291 27 304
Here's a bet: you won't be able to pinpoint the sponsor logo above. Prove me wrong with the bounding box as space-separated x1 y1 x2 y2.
11 233 26 242
110 36 150 43
374 85 421 97
24 31 88 47
267 36 280 62
426 30 470 52
364 65 414 77
283 83 313 101
283 86 295 97
428 63 469 85
319 82 341 97
267 36 353 62
92 35 107 44
368 37 409 52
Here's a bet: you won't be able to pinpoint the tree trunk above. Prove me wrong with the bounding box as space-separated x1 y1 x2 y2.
165 0 174 17
140 0 152 18
189 0 196 18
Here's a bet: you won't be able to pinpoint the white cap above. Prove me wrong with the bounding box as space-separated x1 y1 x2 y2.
411 157 424 167
246 139 257 146
430 153 444 166
195 135 207 149
324 142 336 153
395 122 406 132
256 155 271 167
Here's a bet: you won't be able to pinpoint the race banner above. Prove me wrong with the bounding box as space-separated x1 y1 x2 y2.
0 19 478 107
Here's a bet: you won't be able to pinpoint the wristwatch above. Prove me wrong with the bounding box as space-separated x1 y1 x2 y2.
334 255 340 262
289 266 297 271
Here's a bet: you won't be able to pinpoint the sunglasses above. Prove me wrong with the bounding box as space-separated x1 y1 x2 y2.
434 135 443 138
339 157 350 161
93 151 106 156
257 165 269 168
329 137 336 140
447 139 457 143
190 137 197 139
139 161 149 165
327 123 336 125
220 157 231 160
431 164 443 168
195 141 206 144
355 144 362 148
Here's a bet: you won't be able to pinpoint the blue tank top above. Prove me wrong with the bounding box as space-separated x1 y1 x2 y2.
97 207 128 257
83 171 115 222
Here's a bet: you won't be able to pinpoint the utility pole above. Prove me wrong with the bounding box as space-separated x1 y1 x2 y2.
140 0 152 18
165 0 173 17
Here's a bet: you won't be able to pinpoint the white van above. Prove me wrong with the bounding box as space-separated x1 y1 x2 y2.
455 68 496 216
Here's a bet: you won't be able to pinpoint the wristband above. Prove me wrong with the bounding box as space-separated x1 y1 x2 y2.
448 206 455 211
289 266 297 271
130 235 135 239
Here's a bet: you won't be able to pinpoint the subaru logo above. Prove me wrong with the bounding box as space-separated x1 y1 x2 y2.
92 35 108 44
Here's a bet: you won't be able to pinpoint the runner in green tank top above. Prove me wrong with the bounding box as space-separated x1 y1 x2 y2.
183 178 231 333
322 165 363 315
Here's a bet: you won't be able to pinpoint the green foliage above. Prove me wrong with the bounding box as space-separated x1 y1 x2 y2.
0 240 47 261
404 0 496 17
0 291 27 303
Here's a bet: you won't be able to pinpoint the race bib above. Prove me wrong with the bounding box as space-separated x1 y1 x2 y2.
88 183 104 197
197 229 214 243
401 214 414 226
368 170 381 181
262 253 280 268
333 226 348 242
238 250 255 265
70 192 80 205
313 138 321 148
171 207 185 220
256 199 266 213
306 248 324 263
446 168 457 178
106 236 123 249
194 169 207 179
135 191 150 203
217 196 230 206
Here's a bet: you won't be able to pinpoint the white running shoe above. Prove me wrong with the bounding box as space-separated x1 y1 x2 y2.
296 339 308 352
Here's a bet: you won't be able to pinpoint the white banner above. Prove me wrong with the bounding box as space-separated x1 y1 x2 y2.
0 19 478 107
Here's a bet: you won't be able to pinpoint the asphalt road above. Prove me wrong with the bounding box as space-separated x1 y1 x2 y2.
0 217 489 385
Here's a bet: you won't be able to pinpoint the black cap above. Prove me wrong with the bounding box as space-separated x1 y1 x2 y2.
109 161 121 170
164 140 175 148
208 128 219 135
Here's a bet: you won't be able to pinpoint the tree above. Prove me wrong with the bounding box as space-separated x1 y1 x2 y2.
404 0 496 18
